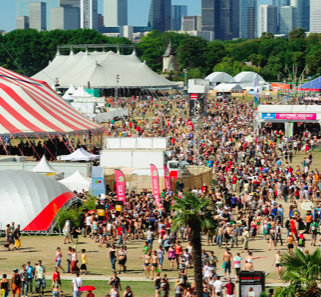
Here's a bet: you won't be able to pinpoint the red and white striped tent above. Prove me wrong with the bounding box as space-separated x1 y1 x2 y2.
0 66 103 137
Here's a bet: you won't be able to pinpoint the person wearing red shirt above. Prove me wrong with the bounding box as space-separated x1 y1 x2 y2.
117 226 123 246
224 277 235 297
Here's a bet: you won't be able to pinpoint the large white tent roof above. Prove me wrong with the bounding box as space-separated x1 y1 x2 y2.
234 71 265 83
61 147 99 161
31 155 56 173
32 50 177 88
0 170 76 231
59 170 91 192
205 72 236 83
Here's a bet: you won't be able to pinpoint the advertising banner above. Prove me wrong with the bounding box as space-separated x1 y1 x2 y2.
262 113 317 120
114 169 126 204
261 113 276 120
91 166 106 197
239 271 265 297
163 165 171 190
150 164 161 205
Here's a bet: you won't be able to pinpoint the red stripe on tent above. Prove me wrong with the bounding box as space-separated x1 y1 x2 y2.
0 67 101 130
23 191 76 231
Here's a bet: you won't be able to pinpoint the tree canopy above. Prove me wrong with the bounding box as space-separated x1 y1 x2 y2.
1 27 321 81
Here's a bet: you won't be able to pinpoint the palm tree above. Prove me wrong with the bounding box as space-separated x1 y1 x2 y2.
273 249 321 297
171 192 218 297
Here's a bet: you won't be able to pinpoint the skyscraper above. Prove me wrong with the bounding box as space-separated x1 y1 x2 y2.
51 6 80 30
148 0 166 32
279 6 297 35
290 0 309 31
104 0 128 27
181 16 202 31
164 0 172 31
232 0 240 38
272 0 289 33
310 0 321 33
201 0 234 41
17 0 81 30
171 5 187 30
259 5 277 36
80 0 98 30
16 16 29 29
239 0 257 39
29 2 46 31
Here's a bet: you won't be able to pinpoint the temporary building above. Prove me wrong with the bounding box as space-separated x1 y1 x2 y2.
61 147 99 161
234 71 265 83
0 170 77 231
299 77 321 90
73 85 92 97
66 84 77 94
62 92 74 100
32 50 177 88
0 66 102 137
205 72 236 83
31 155 56 173
214 83 243 91
59 170 91 192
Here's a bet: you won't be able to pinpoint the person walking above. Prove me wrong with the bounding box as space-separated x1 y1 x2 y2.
3 224 11 251
0 274 9 297
55 247 65 273
35 260 46 295
51 278 61 297
271 251 282 280
11 225 21 252
67 247 72 273
19 265 28 297
108 245 118 272
71 248 79 274
71 272 82 297
64 218 73 244
72 227 81 251
25 262 34 294
10 269 22 297
80 249 88 275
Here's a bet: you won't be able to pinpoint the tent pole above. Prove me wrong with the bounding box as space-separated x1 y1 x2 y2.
46 133 57 158
23 133 41 160
0 137 9 156
35 133 56 161
57 132 73 154
66 133 76 152
83 130 97 148
92 132 103 149
11 134 24 156
75 131 93 153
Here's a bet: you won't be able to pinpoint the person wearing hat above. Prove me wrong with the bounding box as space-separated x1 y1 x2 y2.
10 269 21 297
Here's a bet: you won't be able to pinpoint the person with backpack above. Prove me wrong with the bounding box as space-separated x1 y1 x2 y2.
298 233 306 252
10 269 21 297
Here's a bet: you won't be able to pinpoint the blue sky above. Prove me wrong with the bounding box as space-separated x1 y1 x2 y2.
0 0 271 32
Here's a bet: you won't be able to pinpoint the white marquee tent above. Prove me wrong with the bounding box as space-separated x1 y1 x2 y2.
61 147 99 161
31 155 56 173
66 84 77 94
59 170 91 192
0 170 76 231
32 50 177 88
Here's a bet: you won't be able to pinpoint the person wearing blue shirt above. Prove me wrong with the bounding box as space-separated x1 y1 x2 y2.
271 205 278 221
277 205 284 223
262 167 269 174
276 159 282 167
26 261 34 293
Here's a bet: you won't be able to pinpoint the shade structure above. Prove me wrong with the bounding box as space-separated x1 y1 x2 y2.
0 170 76 231
32 50 177 88
31 155 56 173
299 76 321 90
73 85 92 97
61 147 99 161
66 84 77 94
62 92 74 100
0 66 103 137
59 170 91 192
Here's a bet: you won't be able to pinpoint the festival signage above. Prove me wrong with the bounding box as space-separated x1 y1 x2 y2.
163 165 171 190
262 113 317 120
91 166 106 197
239 271 265 297
150 164 161 206
114 169 126 205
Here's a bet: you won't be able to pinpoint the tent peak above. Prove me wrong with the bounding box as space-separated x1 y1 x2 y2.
31 155 56 173
70 47 74 56
116 48 120 55
56 48 61 56
131 48 136 56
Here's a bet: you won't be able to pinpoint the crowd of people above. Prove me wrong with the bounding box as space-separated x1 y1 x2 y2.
2 96 321 297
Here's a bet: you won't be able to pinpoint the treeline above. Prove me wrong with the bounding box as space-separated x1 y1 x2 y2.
1 27 321 81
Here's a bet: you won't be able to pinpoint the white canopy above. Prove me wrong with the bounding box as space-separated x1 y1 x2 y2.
214 83 243 91
73 85 92 97
61 147 99 161
66 84 77 94
205 72 235 83
32 50 177 88
31 155 56 173
62 92 74 100
59 170 91 192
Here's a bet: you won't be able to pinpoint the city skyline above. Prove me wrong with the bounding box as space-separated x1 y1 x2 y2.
1 0 271 32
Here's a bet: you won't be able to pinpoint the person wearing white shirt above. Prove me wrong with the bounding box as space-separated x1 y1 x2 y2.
72 272 82 297
213 276 224 296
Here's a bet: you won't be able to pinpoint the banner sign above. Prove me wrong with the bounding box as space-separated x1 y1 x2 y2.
163 165 171 190
114 169 126 204
150 164 161 206
91 166 106 197
239 271 265 297
262 113 317 120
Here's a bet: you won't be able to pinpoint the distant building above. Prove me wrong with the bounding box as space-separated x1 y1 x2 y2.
162 43 176 72
29 2 46 31
120 26 134 38
239 0 257 39
290 0 309 31
272 0 289 33
279 6 297 36
51 7 80 30
259 5 277 37
98 14 104 27
232 0 240 38
310 0 321 33
104 0 127 27
181 16 202 31
177 30 214 41
148 0 171 32
80 0 98 30
16 16 29 29
171 5 187 31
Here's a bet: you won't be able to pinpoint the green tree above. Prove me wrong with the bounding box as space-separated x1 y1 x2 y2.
274 249 321 297
206 41 227 70
288 28 306 41
307 49 321 74
171 192 217 297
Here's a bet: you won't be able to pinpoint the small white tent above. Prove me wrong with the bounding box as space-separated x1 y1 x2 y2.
71 85 92 98
31 155 56 173
66 84 77 94
59 170 91 192
63 92 74 100
61 147 99 161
